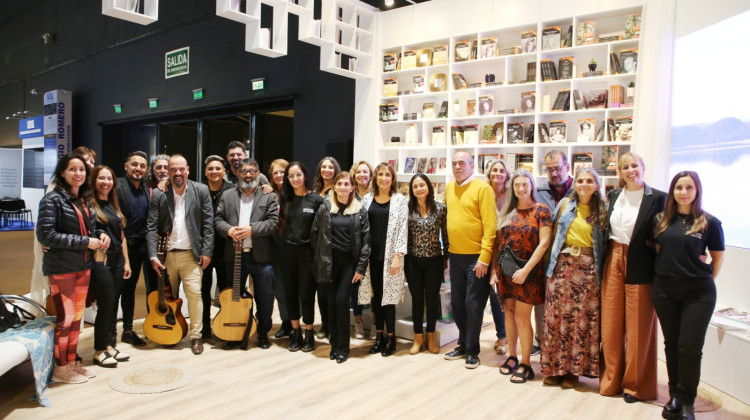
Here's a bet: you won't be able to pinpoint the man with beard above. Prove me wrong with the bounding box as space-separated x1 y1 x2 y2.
146 154 170 196
147 155 214 354
215 158 279 350
224 141 271 190
115 151 151 346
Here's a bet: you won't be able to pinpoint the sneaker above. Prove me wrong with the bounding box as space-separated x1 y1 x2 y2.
52 364 88 384
444 347 467 360
73 361 96 378
369 321 378 340
354 320 365 339
531 345 541 356
465 355 480 369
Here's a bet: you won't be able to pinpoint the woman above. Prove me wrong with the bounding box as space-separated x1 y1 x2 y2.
280 162 325 352
311 172 371 363
486 159 510 355
405 173 447 355
600 153 666 403
312 157 341 339
541 168 607 389
491 169 551 383
360 162 408 357
351 160 374 339
37 153 110 384
89 166 132 368
202 155 234 340
268 158 293 339
653 171 724 420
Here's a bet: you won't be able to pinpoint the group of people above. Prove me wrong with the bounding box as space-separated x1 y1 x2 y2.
35 144 723 420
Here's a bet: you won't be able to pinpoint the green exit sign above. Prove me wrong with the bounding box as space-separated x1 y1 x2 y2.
149 98 158 109
114 104 122 114
251 78 265 91
193 88 203 100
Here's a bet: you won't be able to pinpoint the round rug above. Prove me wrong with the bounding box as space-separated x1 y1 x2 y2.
109 364 196 394
650 384 722 412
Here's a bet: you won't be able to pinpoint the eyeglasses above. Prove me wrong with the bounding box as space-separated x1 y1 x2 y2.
240 168 258 175
546 166 566 174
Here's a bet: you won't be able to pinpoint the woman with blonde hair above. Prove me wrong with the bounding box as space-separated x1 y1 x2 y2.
350 160 374 338
485 159 510 355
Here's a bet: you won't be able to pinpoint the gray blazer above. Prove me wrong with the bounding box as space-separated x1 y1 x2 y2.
215 187 279 264
146 180 215 263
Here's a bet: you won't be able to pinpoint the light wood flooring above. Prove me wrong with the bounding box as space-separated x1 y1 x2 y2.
2 310 749 420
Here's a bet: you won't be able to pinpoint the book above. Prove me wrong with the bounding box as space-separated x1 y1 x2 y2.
464 124 479 145
452 73 469 90
480 125 495 143
606 118 616 142
601 145 619 175
552 89 571 111
466 99 476 116
492 122 504 143
572 89 586 110
624 13 642 40
586 90 608 109
431 125 445 145
521 30 537 53
563 24 573 47
521 91 535 113
615 116 633 142
398 182 410 196
609 52 622 74
438 157 447 172
499 46 522 56
383 78 398 97
434 182 445 201
576 21 596 45
480 37 497 59
417 48 432 67
549 120 567 143
517 153 534 172
609 84 626 108
620 48 638 74
405 124 419 145
427 157 437 174
595 120 607 142
388 159 398 172
413 75 425 94
558 56 573 80
417 157 428 173
450 125 465 145
540 59 558 81
402 49 417 69
572 152 593 174
404 157 416 173
506 153 517 171
379 104 387 122
538 122 550 143
432 44 448 65
455 40 471 62
478 95 494 116
577 118 596 143
507 122 525 144
478 154 500 173
597 34 623 43
422 102 435 119
386 103 399 121
542 26 561 51
436 101 449 118
470 39 478 60
524 123 535 143
384 53 397 72
526 61 537 82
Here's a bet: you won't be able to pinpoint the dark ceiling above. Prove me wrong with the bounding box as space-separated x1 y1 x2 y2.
359 0 431 11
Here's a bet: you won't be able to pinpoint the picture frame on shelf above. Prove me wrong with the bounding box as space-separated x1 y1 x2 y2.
549 120 567 143
417 48 432 67
521 30 537 53
429 73 447 92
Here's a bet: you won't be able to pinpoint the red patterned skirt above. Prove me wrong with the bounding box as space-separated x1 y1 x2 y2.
540 253 600 377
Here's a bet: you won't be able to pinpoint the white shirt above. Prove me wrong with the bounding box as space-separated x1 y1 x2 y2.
456 173 475 187
239 190 255 249
609 187 644 245
168 189 192 251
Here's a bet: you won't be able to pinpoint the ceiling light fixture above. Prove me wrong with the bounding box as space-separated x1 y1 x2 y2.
384 0 394 6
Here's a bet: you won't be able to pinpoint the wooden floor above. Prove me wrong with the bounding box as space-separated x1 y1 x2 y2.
2 311 749 420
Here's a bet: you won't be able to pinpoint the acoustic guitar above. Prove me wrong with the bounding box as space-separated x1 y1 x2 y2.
143 233 188 345
212 241 256 342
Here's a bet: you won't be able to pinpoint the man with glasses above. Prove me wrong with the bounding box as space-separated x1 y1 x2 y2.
215 158 279 350
443 151 497 369
533 149 574 355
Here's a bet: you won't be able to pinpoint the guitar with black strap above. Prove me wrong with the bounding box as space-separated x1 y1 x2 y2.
143 233 188 345
212 241 257 343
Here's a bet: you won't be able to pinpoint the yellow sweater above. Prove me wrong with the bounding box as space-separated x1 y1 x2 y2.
445 178 497 264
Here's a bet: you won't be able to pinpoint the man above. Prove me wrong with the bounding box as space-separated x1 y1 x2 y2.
225 141 248 185
115 151 150 346
533 149 574 354
443 151 497 369
147 154 170 194
147 155 214 355
215 158 279 350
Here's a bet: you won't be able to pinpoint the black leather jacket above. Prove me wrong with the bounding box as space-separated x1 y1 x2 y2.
36 188 98 276
311 199 370 283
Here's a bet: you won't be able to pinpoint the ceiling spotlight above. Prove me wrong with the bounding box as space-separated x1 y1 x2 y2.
385 0 394 6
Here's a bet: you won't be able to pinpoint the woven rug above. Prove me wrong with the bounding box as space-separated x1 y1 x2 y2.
109 364 196 394
648 383 722 412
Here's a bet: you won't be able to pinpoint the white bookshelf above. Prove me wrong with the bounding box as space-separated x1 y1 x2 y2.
102 0 159 25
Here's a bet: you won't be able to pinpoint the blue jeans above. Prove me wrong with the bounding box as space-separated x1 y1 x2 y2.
488 291 506 339
225 251 276 336
449 253 491 357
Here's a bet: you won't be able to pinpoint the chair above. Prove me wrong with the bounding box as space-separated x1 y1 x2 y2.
0 199 32 227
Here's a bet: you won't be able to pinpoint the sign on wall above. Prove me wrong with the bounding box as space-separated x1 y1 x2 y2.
0 149 22 199
43 90 72 185
165 47 190 79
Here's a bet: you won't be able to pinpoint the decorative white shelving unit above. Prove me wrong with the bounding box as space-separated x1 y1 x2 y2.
102 0 159 25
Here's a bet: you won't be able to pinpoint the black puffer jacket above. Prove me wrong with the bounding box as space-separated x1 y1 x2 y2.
311 198 370 283
36 188 97 276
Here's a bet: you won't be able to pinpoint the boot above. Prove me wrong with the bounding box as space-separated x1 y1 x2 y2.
275 320 292 339
301 329 315 352
288 328 303 352
409 333 423 355
369 332 384 354
681 405 695 420
316 323 329 339
426 332 439 354
381 334 396 357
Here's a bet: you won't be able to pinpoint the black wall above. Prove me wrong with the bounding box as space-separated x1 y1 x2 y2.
0 1 355 174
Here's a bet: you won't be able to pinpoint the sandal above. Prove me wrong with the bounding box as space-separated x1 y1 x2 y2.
111 348 130 362
498 356 519 375
510 363 535 384
93 351 118 368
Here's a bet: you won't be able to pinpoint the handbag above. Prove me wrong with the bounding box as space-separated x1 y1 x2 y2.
498 244 538 280
0 295 36 333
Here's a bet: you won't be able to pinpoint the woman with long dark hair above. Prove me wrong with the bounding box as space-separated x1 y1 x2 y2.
89 165 131 368
311 172 370 363
350 160 374 339
360 162 408 357
405 173 447 354
280 161 325 352
37 153 111 383
653 171 724 420
268 158 294 339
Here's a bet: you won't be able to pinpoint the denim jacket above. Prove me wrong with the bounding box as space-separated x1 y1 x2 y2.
545 198 607 285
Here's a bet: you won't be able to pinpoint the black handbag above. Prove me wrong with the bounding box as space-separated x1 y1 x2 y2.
498 245 538 280
0 296 35 333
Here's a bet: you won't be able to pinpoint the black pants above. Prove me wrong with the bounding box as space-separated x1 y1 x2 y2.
406 255 443 333
225 251 275 335
327 250 355 354
90 255 124 351
370 259 395 334
271 238 291 322
652 275 716 405
282 243 316 325
201 256 227 334
122 239 155 331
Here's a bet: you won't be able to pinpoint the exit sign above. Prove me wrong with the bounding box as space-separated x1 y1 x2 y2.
165 47 190 79
252 78 265 91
